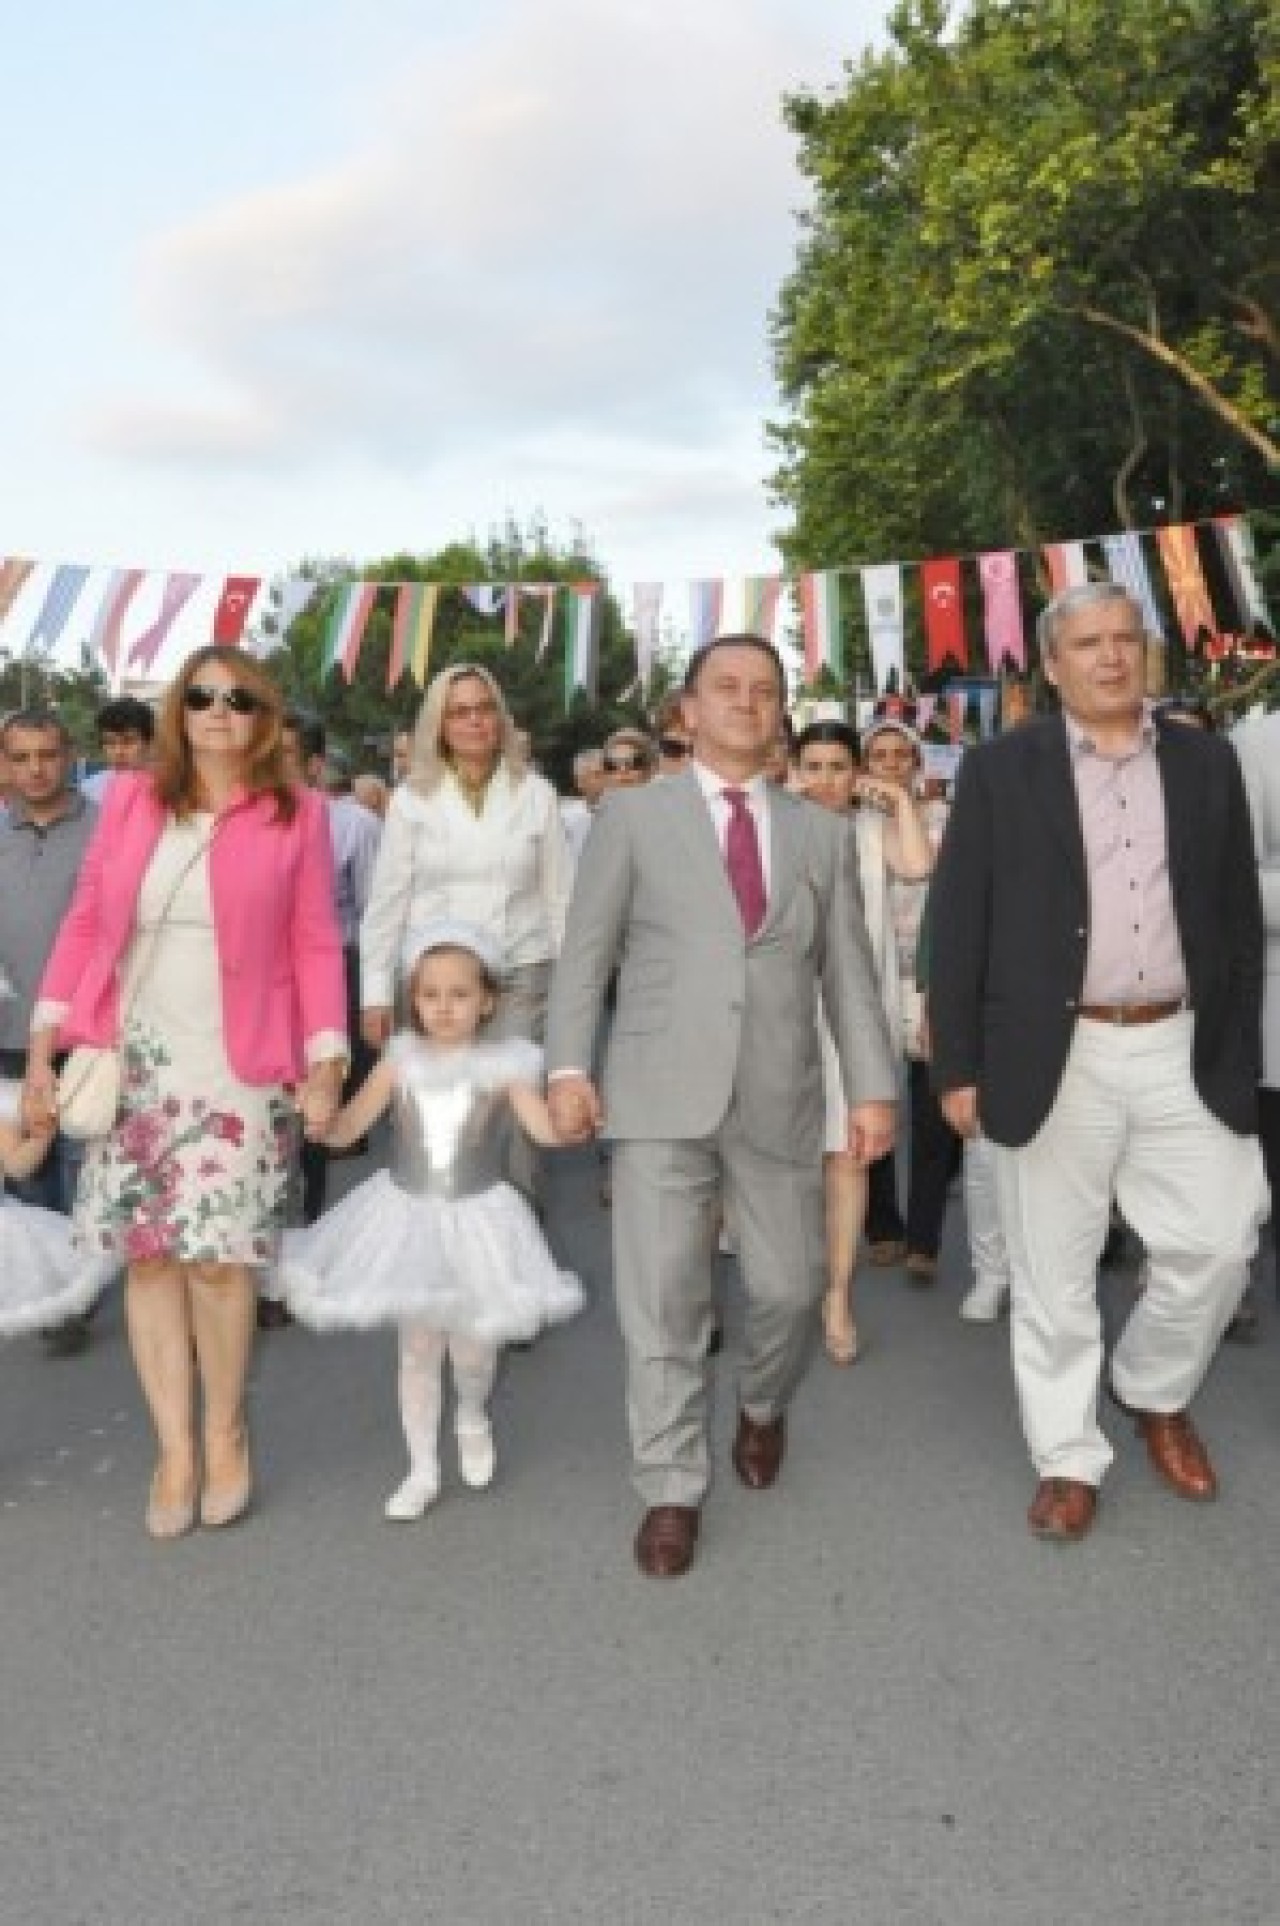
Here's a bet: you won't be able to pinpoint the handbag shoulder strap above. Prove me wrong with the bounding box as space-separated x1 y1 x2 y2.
120 817 220 1020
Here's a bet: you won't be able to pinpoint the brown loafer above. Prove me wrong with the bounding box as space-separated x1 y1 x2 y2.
904 1251 937 1285
1135 1410 1217 1502
634 1505 700 1578
1027 1477 1097 1542
866 1238 907 1267
732 1410 786 1490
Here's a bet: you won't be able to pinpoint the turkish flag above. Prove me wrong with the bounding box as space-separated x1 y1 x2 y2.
212 574 261 646
920 558 968 671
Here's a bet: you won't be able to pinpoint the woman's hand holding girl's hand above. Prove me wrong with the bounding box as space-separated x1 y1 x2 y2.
22 1058 58 1133
298 1061 345 1139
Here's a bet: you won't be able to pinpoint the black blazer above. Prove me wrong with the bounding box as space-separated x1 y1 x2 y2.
928 713 1263 1147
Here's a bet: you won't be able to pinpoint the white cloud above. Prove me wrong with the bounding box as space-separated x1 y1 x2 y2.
88 0 869 529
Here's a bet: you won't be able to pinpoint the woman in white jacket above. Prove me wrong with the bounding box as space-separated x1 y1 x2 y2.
360 662 570 1195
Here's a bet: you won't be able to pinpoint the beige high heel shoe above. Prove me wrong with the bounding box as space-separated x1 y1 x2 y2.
821 1292 860 1367
146 1463 198 1540
200 1430 253 1528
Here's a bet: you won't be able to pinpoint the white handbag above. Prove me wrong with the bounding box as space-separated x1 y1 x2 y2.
56 1047 123 1141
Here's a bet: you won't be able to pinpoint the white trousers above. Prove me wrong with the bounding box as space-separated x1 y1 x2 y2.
991 1014 1267 1486
963 1133 1011 1292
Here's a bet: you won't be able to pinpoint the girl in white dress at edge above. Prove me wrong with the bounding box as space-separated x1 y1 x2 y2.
276 920 583 1520
0 1081 113 1338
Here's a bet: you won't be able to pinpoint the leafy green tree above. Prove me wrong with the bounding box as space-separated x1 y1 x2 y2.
0 643 109 750
770 0 1280 639
253 522 666 792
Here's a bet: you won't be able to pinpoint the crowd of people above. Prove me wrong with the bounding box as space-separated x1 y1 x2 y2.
0 584 1275 1578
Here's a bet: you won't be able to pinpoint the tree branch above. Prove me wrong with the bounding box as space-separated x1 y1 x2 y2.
1112 361 1148 529
1076 303 1280 469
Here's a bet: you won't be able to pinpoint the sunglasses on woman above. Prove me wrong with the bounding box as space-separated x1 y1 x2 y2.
603 753 647 774
658 736 692 759
183 684 264 716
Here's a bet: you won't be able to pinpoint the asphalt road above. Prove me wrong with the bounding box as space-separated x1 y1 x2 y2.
3 1145 1279 1926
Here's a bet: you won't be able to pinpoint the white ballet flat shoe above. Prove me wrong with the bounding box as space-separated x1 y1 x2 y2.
384 1470 440 1521
456 1421 496 1490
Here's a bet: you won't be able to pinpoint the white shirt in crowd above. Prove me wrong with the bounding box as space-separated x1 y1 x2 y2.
360 762 571 1007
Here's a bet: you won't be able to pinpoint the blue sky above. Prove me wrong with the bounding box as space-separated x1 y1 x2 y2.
1 0 890 668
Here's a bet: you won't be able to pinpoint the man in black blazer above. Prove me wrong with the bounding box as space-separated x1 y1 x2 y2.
929 583 1267 1543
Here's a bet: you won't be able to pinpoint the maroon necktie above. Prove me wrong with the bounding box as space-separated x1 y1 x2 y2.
721 787 766 938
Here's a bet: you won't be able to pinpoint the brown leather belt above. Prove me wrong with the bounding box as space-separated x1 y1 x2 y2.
1077 1000 1185 1026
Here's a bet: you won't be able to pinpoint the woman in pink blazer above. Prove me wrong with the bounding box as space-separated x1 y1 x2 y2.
26 646 347 1541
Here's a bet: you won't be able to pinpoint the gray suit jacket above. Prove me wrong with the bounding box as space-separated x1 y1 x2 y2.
545 770 896 1162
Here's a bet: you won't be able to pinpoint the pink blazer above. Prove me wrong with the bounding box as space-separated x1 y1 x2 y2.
39 773 347 1086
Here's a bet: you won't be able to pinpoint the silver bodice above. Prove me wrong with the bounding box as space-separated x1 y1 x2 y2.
389 1067 509 1201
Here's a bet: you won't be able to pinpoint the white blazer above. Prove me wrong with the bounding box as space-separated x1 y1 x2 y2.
359 765 571 1007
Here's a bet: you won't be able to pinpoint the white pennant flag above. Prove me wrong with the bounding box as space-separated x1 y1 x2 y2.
631 583 664 689
860 563 904 693
1216 517 1272 633
249 577 320 657
1100 533 1164 640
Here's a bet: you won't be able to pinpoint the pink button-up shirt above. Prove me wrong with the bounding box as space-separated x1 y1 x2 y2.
1066 707 1188 1005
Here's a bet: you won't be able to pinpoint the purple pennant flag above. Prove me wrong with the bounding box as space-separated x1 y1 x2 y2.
129 572 202 671
26 563 91 654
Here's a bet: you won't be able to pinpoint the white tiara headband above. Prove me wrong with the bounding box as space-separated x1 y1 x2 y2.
400 918 505 982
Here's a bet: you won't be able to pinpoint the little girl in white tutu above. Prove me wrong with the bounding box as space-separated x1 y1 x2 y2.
0 1081 113 1338
275 919 583 1520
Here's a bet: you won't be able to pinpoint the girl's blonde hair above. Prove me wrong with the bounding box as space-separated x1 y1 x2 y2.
406 662 528 797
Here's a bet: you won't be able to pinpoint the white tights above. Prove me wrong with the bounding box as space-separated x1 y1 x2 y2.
397 1323 499 1476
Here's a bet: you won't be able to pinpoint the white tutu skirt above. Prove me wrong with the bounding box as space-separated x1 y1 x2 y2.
273 1172 584 1343
0 1201 115 1338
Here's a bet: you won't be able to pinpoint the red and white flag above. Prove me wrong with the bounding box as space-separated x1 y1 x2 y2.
1043 542 1089 594
920 558 968 672
212 575 261 646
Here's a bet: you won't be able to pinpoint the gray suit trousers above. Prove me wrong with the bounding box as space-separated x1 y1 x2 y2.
613 1106 826 1507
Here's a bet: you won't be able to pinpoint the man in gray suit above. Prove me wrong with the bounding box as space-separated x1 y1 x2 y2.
547 635 896 1577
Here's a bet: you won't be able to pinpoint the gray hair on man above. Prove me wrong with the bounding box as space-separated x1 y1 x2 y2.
1036 582 1141 659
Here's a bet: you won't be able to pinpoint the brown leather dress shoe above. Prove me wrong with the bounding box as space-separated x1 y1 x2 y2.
732 1410 786 1490
634 1505 700 1578
1135 1411 1218 1501
1027 1477 1097 1542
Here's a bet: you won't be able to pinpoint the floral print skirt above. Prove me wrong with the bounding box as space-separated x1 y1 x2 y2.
73 827 296 1268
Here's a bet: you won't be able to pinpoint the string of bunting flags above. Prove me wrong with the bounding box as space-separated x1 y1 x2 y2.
0 512 1271 709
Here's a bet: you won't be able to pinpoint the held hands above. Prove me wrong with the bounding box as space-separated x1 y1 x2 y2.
22 1060 58 1134
547 1074 603 1145
846 1100 896 1167
940 1085 981 1139
297 1061 346 1140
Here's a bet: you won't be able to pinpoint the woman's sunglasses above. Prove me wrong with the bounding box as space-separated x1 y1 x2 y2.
183 684 264 716
603 753 647 774
658 736 692 759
